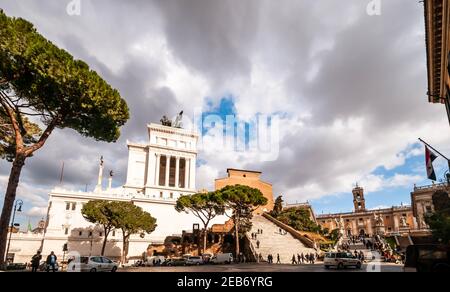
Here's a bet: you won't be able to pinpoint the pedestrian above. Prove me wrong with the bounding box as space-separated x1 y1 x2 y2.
301 253 305 264
254 233 257 240
261 229 263 234
256 240 260 249
291 255 297 265
297 253 301 265
309 253 315 264
279 228 282 234
267 254 272 264
305 253 309 264
46 251 57 272
31 250 42 272
276 253 281 264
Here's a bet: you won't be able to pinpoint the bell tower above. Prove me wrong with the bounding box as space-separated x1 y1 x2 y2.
353 184 366 213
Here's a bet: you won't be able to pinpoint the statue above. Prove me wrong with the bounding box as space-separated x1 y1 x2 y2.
160 115 172 127
109 170 114 177
160 110 184 128
172 110 183 128
400 216 407 227
374 213 383 226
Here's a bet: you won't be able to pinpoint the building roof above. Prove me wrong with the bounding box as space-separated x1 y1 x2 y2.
226 168 262 174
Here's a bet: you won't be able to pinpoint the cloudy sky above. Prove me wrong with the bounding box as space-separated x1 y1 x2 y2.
1 0 450 227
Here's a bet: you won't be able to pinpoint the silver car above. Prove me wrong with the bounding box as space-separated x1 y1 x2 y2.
67 256 118 272
324 252 362 270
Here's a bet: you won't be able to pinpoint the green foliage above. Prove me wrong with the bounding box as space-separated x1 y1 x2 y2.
0 111 40 161
219 184 268 237
274 207 321 233
175 191 225 226
329 228 340 242
81 200 115 228
110 201 157 237
425 190 450 244
271 195 283 217
0 10 129 149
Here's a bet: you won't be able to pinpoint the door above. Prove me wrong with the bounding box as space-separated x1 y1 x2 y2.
101 257 113 271
91 257 103 271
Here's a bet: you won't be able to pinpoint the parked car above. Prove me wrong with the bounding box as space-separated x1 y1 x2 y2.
404 244 450 272
145 255 166 266
210 253 233 264
324 252 362 270
67 256 118 272
186 256 204 266
39 261 60 271
163 258 187 266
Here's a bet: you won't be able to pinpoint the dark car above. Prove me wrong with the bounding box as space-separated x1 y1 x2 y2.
404 244 450 272
163 258 186 266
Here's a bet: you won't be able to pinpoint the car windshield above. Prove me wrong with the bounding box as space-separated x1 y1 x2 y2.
325 253 335 258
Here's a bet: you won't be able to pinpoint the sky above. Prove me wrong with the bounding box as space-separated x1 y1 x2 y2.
1 0 450 228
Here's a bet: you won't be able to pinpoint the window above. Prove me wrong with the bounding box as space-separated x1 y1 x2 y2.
159 156 167 186
79 231 82 236
169 156 176 187
89 231 93 237
426 206 432 213
179 158 186 188
386 216 390 219
160 192 163 198
170 192 173 199
64 228 69 235
102 257 112 264
66 202 70 210
71 202 76 211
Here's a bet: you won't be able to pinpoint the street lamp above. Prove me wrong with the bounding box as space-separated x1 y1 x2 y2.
5 199 23 264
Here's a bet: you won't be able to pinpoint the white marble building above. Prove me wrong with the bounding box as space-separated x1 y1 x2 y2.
8 123 226 263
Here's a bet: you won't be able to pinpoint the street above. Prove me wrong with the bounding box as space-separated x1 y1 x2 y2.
119 262 403 273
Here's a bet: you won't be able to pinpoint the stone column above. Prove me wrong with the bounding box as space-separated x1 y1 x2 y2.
184 158 190 189
393 214 399 232
175 156 180 188
366 218 372 236
165 155 171 187
189 156 196 190
155 154 161 186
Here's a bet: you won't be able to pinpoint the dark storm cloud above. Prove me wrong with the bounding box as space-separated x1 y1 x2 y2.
0 0 449 211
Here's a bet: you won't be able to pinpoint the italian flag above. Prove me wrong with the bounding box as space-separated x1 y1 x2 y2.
425 146 438 181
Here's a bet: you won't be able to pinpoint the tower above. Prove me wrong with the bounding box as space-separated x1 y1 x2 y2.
352 184 366 212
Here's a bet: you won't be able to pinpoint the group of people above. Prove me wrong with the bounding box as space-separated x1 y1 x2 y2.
266 253 280 264
291 252 318 265
30 250 58 272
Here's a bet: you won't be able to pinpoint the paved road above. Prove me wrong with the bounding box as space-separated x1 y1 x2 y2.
120 262 403 272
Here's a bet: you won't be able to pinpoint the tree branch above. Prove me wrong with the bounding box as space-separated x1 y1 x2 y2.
24 115 61 156
0 91 24 150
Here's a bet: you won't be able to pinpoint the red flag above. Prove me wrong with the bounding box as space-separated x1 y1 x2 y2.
425 146 438 181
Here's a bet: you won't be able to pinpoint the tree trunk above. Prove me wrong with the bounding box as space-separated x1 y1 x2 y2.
234 213 240 258
101 227 110 256
121 234 129 265
0 155 25 268
203 229 207 254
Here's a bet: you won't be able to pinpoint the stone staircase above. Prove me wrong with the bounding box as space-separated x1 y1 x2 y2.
248 215 316 264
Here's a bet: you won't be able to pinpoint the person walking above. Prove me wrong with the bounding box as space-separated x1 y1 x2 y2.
297 254 301 265
301 253 305 264
305 253 310 264
309 253 315 264
291 255 297 265
256 240 260 249
46 251 57 272
276 253 281 264
31 250 42 272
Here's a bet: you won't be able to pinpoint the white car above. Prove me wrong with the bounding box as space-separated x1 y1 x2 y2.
67 256 118 272
324 252 362 270
210 253 233 264
185 256 204 265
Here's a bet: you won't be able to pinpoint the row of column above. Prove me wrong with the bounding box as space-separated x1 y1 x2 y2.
154 153 195 189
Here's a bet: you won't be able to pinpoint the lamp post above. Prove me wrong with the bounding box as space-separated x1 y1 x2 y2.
5 199 23 263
